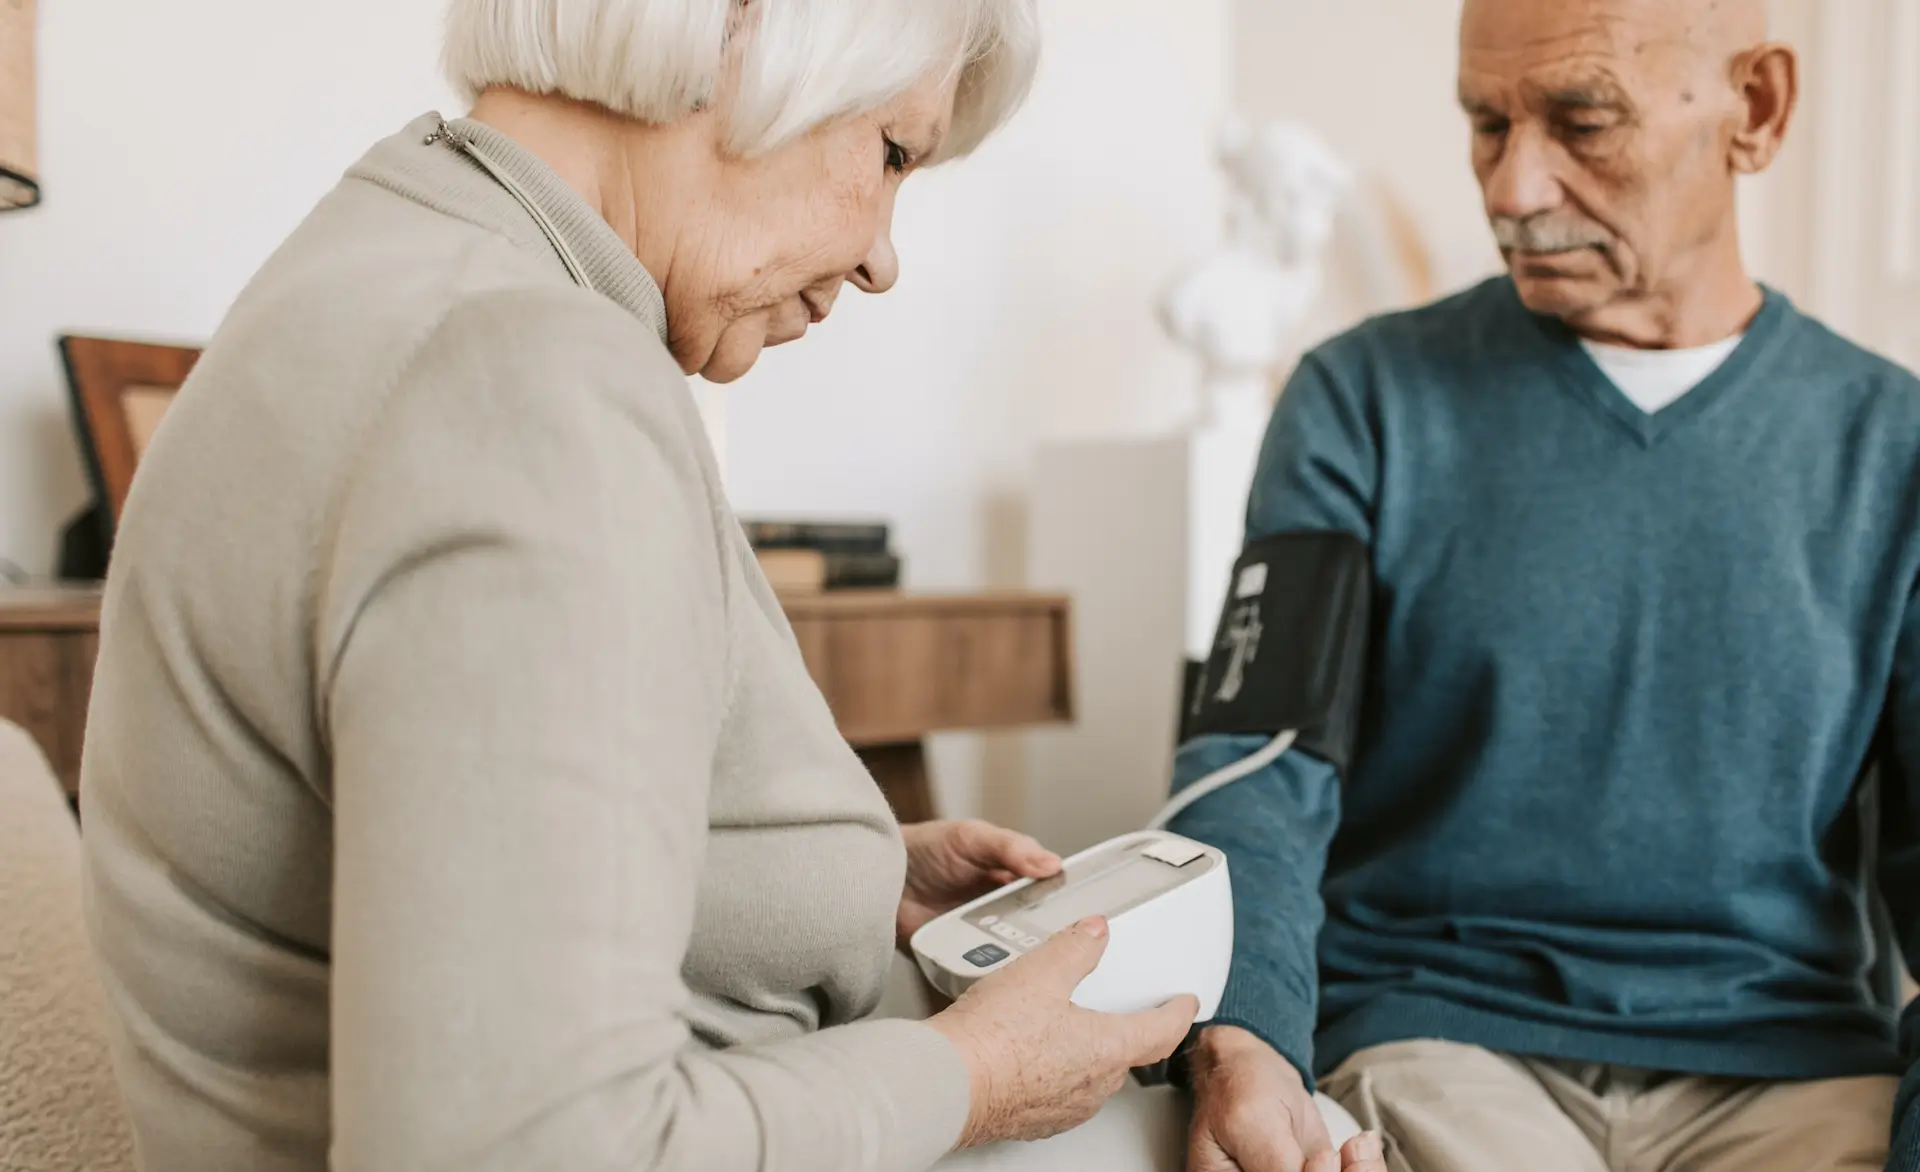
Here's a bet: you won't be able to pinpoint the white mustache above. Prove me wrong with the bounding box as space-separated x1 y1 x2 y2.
1492 216 1612 254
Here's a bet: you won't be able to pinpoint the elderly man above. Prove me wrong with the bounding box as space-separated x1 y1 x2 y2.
1165 1 1920 1170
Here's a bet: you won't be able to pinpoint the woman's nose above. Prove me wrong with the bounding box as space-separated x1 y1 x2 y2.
852 229 899 295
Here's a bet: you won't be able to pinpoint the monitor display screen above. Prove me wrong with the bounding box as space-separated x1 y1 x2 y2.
963 840 1207 948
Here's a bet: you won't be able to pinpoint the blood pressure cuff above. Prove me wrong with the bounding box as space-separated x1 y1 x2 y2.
1183 529 1372 779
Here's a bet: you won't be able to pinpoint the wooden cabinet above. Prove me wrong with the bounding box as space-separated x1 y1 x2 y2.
0 586 1074 818
784 591 1073 743
0 588 104 798
783 591 1074 821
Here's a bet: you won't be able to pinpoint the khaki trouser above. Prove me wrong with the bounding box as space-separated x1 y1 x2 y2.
1322 1039 1899 1172
881 957 1895 1171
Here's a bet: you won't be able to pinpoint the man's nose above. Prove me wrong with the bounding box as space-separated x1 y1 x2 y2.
1483 126 1565 222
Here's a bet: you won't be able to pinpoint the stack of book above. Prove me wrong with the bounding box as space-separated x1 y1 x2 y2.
744 518 902 594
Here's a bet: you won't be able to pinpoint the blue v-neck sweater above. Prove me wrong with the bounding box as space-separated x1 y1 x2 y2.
1168 278 1920 1164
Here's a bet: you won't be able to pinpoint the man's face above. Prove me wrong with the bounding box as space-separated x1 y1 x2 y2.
1458 0 1747 322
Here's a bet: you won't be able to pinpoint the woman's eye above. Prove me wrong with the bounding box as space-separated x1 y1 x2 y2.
884 137 911 174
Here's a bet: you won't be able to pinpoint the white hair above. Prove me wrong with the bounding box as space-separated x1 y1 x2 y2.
443 0 1040 162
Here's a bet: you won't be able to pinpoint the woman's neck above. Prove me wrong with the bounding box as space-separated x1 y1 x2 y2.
465 88 692 294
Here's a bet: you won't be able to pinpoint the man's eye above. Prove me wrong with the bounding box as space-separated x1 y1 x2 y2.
1561 119 1613 139
884 137 911 174
1474 118 1511 138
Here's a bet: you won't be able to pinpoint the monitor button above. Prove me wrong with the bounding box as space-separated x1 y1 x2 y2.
962 944 1010 968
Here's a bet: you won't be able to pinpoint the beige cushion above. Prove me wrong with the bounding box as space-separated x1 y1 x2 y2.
0 720 136 1171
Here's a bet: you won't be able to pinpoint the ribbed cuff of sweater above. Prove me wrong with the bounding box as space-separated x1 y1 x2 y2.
1889 1116 1920 1172
1890 1082 1920 1172
1205 980 1318 1092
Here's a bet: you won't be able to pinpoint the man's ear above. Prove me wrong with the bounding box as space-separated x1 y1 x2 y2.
1729 42 1799 175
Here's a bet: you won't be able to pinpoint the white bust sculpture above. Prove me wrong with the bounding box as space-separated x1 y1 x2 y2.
1153 116 1355 658
1157 116 1354 419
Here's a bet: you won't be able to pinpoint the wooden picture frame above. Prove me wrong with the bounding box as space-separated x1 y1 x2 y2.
58 335 203 541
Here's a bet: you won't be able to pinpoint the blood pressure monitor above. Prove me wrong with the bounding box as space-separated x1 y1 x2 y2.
912 530 1370 1047
909 830 1233 1018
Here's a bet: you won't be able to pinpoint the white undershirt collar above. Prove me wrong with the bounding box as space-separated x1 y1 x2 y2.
1580 334 1745 415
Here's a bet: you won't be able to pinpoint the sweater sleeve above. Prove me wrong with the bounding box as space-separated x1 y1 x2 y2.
1880 577 1920 1172
1167 352 1379 1089
318 291 968 1172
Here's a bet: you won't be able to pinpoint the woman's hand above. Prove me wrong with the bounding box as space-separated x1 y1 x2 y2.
896 819 1062 947
927 916 1200 1148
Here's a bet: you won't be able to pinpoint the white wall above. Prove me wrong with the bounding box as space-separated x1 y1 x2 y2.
1235 0 1499 310
724 0 1230 582
1760 0 1920 366
0 1 460 575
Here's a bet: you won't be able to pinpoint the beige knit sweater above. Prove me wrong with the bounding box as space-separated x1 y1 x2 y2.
79 113 969 1172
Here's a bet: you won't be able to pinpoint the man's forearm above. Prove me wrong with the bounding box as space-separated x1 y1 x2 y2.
1166 734 1340 1088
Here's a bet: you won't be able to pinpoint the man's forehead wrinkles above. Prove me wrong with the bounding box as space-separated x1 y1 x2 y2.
1529 67 1633 100
1459 57 1634 102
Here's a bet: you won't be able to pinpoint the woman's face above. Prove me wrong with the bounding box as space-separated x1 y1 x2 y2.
668 75 958 383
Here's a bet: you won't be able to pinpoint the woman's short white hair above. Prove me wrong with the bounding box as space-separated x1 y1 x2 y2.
444 0 1039 162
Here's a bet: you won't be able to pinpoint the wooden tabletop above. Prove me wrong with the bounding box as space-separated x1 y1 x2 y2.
776 589 1069 617
0 583 1074 806
0 585 1066 626
0 585 105 632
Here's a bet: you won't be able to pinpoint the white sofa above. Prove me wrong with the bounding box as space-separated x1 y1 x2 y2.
0 719 137 1172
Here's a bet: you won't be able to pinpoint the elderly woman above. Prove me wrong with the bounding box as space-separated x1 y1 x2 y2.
73 2 1240 1171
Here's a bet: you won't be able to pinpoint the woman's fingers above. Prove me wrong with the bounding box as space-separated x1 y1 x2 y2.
950 819 1061 877
1016 916 1111 996
1117 994 1201 1068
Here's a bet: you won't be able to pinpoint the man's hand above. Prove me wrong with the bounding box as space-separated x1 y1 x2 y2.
1188 1025 1387 1172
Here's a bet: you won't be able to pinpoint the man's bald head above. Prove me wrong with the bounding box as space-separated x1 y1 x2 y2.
1599 0 1771 50
1457 0 1796 343
1461 0 1769 101
1694 0 1771 55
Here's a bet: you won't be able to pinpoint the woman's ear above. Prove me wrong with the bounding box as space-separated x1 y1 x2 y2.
1729 42 1799 176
